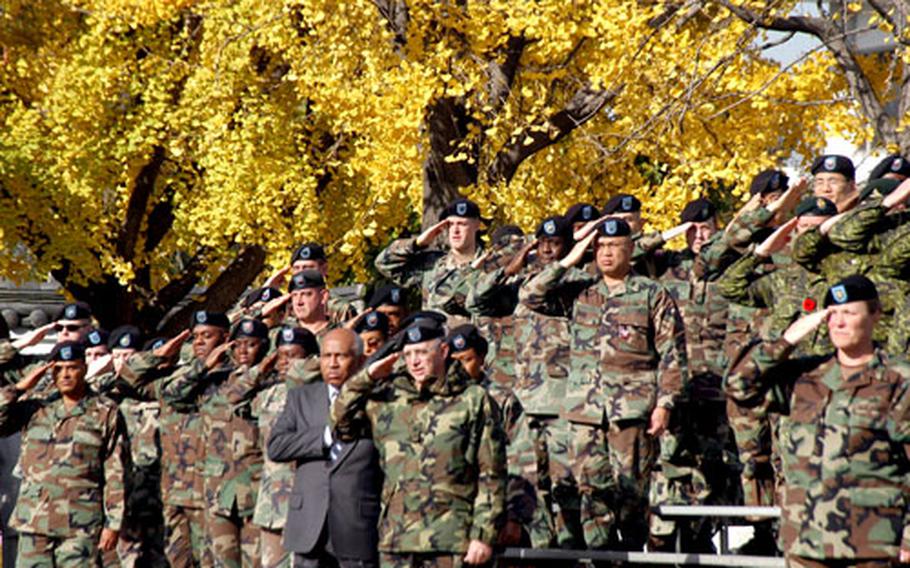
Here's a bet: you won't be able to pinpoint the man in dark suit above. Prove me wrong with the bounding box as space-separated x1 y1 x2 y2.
268 328 382 568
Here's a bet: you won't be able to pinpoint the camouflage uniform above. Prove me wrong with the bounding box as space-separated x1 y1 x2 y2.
155 356 212 568
162 360 263 568
331 362 506 561
638 246 735 546
520 264 687 550
224 367 294 568
374 236 482 325
0 384 127 567
726 339 910 565
696 208 784 514
89 363 167 568
468 263 578 548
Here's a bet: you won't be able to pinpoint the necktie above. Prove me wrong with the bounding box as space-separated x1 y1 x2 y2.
328 386 344 462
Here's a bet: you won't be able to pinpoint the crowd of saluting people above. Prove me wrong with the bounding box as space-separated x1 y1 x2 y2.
2 152 910 568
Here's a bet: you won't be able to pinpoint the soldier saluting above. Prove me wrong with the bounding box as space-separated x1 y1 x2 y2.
0 341 127 566
726 275 910 567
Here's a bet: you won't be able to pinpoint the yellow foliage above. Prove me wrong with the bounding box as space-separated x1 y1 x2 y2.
0 0 867 297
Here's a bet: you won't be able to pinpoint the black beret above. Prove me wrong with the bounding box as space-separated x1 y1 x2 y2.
440 198 481 220
596 217 632 237
859 178 901 203
59 301 92 322
446 324 488 355
243 286 283 308
602 193 641 214
564 203 600 224
368 284 405 308
490 225 524 247
824 275 878 307
811 154 855 180
680 198 716 223
290 242 326 264
397 311 447 332
84 328 109 348
402 323 446 346
288 270 326 292
109 325 143 350
191 310 230 330
355 311 390 335
231 318 269 341
535 215 572 239
143 337 167 351
749 169 789 196
51 341 86 362
795 196 838 218
275 326 319 355
869 154 910 181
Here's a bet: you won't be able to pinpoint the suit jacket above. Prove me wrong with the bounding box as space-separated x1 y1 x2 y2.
267 381 381 560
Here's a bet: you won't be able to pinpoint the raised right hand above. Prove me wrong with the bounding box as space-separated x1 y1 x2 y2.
416 219 450 247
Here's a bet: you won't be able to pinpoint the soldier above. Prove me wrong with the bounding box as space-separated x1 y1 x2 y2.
868 153 910 182
374 197 486 324
468 215 578 548
0 341 127 566
519 217 687 551
288 242 359 323
564 203 600 234
811 154 857 212
226 326 320 568
162 317 268 567
331 316 506 566
353 311 390 358
726 275 910 567
159 311 230 568
366 284 409 335
635 198 734 551
84 328 110 366
54 302 95 344
288 270 335 340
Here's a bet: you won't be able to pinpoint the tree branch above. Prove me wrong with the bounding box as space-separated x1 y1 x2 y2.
486 84 621 185
372 0 409 46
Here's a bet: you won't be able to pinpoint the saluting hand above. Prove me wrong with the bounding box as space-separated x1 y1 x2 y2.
367 351 400 382
344 309 373 331
573 214 609 242
783 307 830 346
205 341 233 370
261 293 292 318
263 265 291 290
661 222 693 242
768 177 808 217
86 354 113 379
153 330 190 360
15 362 52 392
883 177 910 210
504 239 537 277
416 219 450 247
755 217 798 258
12 322 56 351
559 231 598 269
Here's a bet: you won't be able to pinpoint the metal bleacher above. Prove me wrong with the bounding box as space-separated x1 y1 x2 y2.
499 505 785 566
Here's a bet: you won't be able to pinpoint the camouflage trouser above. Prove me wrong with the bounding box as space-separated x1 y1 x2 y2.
726 397 778 509
379 553 464 567
203 507 261 568
114 464 167 567
563 421 616 550
786 556 896 567
16 531 100 567
259 528 289 568
509 414 582 548
607 419 655 551
164 504 206 568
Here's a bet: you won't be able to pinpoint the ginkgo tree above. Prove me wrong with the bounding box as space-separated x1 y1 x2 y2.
0 0 865 332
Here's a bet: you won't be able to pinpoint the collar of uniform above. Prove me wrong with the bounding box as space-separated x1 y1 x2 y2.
51 390 94 420
443 244 486 270
821 349 886 391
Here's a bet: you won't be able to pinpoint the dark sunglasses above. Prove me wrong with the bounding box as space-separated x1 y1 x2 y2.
55 323 86 332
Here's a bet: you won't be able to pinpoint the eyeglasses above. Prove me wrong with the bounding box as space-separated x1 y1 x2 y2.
55 323 86 332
